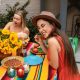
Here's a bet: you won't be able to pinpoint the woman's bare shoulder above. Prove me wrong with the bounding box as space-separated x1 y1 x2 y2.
48 37 61 51
4 22 13 29
6 22 13 26
24 26 29 35
48 37 58 44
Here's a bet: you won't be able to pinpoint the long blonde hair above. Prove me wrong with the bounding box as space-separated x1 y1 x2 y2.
14 10 27 29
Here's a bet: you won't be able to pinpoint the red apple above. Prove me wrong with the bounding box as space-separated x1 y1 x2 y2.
32 48 38 53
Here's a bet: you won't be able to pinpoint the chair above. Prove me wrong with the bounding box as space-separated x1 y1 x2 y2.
69 37 79 53
74 17 80 38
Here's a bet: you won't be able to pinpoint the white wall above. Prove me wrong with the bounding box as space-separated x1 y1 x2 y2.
0 0 40 19
0 0 60 18
45 0 60 16
0 0 79 33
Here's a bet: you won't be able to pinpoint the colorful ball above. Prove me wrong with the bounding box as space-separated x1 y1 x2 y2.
7 67 16 78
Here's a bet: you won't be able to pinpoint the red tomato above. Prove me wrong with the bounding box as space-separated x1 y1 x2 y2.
32 48 38 53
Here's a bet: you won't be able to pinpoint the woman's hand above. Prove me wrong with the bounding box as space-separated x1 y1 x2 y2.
34 34 47 54
34 35 43 44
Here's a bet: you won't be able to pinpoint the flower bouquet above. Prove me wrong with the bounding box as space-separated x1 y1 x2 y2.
0 29 22 60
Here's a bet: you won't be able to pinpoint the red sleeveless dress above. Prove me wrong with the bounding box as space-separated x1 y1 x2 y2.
47 35 80 80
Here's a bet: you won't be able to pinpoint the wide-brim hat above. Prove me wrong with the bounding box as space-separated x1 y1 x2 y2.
32 11 61 29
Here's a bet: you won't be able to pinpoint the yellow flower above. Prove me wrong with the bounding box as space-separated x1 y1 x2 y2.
16 40 22 48
0 29 23 55
10 32 18 44
3 39 9 47
1 47 8 54
0 41 3 49
2 29 10 35
8 47 13 54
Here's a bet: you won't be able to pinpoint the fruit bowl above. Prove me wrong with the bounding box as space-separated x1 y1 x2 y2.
0 53 12 61
30 43 45 55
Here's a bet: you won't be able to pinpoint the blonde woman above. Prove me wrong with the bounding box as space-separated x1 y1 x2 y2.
4 10 29 39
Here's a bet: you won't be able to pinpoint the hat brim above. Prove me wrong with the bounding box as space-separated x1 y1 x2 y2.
32 15 61 29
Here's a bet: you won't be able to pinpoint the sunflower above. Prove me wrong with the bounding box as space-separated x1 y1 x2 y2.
2 29 10 35
3 39 9 47
10 32 18 44
16 40 22 48
1 47 8 54
0 29 23 55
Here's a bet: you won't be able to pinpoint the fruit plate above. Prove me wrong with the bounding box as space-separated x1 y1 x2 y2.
1 56 24 68
30 47 45 55
24 55 43 65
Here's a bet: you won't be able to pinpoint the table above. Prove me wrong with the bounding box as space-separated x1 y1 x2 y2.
0 42 49 80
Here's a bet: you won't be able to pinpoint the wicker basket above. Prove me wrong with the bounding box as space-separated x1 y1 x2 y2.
0 47 25 61
0 53 12 61
17 48 23 57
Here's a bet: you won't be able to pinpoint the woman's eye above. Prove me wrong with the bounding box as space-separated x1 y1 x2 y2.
13 17 20 20
41 24 45 27
38 24 46 30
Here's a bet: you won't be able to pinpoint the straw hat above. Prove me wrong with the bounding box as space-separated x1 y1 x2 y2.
32 11 61 29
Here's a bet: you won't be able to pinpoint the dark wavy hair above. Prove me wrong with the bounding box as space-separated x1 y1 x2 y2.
55 29 78 74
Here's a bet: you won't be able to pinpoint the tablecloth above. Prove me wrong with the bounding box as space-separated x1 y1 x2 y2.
0 42 49 80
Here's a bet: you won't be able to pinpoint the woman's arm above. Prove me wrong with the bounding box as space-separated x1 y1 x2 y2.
24 27 30 35
48 37 60 69
34 35 47 54
3 22 12 30
39 40 47 54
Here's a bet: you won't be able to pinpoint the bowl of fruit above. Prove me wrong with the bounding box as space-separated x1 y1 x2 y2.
30 43 45 55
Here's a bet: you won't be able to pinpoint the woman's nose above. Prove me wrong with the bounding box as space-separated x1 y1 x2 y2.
39 28 43 32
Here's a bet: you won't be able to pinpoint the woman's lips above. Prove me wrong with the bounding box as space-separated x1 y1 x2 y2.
14 22 17 24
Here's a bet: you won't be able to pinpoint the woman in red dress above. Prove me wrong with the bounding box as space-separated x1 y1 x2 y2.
32 11 80 80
